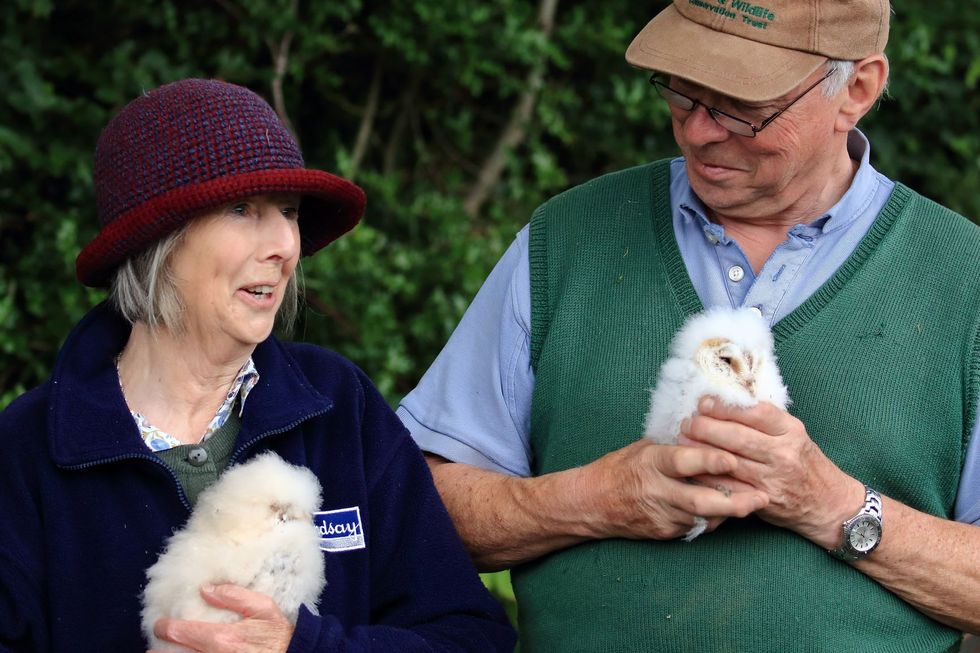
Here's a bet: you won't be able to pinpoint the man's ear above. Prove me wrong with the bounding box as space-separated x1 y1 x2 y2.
836 55 889 133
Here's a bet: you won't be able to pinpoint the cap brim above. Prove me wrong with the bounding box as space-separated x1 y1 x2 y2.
76 168 366 287
626 5 825 102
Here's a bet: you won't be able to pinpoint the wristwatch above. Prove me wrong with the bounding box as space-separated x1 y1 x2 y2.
829 486 883 561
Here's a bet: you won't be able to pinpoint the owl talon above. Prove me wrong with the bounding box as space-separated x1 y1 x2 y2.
683 517 708 542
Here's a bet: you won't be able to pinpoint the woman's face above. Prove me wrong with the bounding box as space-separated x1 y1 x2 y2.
170 193 301 354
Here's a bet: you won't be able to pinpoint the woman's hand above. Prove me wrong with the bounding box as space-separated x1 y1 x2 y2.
148 584 294 653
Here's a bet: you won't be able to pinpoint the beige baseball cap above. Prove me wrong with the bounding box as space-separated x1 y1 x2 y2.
626 0 890 102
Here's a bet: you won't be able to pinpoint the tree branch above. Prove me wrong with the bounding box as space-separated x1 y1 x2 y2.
212 0 299 141
212 0 246 23
383 71 421 177
349 58 384 180
264 0 299 141
463 0 559 217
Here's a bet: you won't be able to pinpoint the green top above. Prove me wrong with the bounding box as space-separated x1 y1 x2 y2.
517 159 979 652
155 409 241 505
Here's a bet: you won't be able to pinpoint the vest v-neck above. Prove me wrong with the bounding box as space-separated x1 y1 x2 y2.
771 184 910 340
647 159 705 317
649 160 915 344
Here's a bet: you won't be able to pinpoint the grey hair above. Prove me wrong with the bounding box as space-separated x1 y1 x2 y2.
823 60 855 97
110 225 189 333
823 56 889 99
278 262 301 336
110 225 302 337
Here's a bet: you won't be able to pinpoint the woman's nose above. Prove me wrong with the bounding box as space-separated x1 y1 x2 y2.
260 209 301 262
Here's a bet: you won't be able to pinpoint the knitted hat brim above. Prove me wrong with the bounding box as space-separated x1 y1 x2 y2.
76 168 366 287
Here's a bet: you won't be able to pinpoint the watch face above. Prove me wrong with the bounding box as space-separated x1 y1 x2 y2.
848 516 882 553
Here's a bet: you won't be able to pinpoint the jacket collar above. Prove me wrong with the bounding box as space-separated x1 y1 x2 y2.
48 302 332 468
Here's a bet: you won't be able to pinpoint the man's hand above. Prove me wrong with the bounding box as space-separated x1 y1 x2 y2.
426 438 769 570
679 396 980 633
148 584 294 653
577 437 769 541
679 396 865 548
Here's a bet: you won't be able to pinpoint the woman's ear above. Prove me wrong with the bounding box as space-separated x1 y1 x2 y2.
836 55 889 133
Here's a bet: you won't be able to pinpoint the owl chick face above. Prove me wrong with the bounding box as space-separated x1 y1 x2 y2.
197 491 315 542
190 452 323 539
695 337 761 397
270 501 312 524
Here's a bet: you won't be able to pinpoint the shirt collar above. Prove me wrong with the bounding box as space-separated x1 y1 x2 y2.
234 357 260 415
47 303 333 469
133 357 260 452
673 129 881 239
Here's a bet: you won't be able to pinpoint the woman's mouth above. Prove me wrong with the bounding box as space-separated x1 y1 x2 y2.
243 284 274 298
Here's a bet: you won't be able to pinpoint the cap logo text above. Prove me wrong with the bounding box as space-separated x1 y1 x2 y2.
689 0 776 31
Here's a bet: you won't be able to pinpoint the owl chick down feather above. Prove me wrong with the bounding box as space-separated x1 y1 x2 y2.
141 451 326 651
642 307 790 541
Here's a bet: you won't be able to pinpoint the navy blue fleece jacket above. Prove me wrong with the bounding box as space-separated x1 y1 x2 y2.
0 303 515 652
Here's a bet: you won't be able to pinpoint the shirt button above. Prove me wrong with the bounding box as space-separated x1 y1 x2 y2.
187 448 209 466
750 306 763 317
728 265 745 282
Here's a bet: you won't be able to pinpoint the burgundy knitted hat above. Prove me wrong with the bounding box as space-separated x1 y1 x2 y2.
76 78 366 287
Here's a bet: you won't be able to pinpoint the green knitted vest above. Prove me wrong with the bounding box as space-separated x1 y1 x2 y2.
518 159 980 652
155 409 241 506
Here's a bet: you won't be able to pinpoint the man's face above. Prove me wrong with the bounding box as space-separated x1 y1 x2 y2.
668 68 844 222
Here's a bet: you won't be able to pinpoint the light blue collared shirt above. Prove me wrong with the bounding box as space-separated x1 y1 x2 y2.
396 131 980 525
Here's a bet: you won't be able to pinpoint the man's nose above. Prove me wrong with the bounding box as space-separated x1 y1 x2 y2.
681 103 731 145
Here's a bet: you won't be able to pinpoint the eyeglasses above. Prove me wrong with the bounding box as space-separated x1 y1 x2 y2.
650 70 833 138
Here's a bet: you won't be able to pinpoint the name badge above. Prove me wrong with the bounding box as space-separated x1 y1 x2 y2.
313 507 366 552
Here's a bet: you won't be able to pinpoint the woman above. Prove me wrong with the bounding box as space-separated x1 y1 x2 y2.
0 79 515 652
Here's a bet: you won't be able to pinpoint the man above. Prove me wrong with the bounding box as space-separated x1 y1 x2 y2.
397 1 980 650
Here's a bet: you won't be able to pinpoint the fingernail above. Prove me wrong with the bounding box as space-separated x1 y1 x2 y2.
202 583 216 594
700 397 715 412
753 495 766 510
679 418 691 434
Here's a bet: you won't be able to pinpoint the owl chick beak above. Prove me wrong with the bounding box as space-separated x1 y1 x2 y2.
272 503 309 524
741 352 760 395
725 353 756 395
701 341 758 397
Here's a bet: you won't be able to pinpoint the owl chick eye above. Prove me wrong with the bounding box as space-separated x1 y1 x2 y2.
719 356 733 366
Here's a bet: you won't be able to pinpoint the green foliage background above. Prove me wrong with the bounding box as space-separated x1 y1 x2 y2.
2 0 979 623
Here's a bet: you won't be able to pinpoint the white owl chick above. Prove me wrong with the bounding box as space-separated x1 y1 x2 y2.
642 307 790 541
141 451 326 652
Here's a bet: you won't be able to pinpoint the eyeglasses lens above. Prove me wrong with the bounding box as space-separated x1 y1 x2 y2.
653 80 757 137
